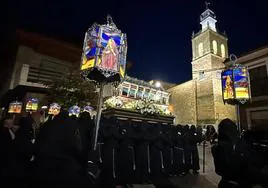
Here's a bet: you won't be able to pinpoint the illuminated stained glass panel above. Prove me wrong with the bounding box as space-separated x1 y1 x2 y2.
26 98 38 112
233 67 250 100
8 101 22 114
222 69 234 101
69 105 81 117
48 103 61 116
80 17 127 83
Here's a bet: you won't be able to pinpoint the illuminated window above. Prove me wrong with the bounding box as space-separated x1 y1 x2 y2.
136 87 144 99
155 92 161 103
212 40 217 54
122 87 129 96
144 89 150 99
149 90 156 100
129 85 137 98
221 44 226 58
198 43 204 57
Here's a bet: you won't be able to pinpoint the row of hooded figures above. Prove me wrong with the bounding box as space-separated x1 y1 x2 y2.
97 118 202 187
0 111 202 188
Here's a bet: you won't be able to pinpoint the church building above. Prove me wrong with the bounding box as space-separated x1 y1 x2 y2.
168 5 236 126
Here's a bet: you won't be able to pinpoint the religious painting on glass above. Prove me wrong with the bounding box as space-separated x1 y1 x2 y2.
222 69 234 101
80 16 127 83
26 98 38 112
233 67 250 100
48 103 61 116
8 101 22 114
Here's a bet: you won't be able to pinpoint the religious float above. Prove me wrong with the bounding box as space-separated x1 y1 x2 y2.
102 76 174 124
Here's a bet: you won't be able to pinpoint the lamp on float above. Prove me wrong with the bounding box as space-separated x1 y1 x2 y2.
155 81 161 88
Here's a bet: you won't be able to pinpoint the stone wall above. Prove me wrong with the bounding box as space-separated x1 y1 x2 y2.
168 80 196 125
196 78 216 124
212 78 236 128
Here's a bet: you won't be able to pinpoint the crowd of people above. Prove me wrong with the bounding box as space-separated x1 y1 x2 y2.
0 110 267 188
0 110 203 188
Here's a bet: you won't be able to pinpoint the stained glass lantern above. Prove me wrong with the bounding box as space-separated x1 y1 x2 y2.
69 105 81 117
80 16 127 83
48 103 61 116
26 98 38 112
83 105 94 113
8 101 22 114
221 64 251 104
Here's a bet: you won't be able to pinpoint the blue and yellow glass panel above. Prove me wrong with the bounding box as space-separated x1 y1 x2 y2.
68 105 81 117
221 69 234 100
48 103 61 116
80 19 127 82
233 67 250 99
26 98 38 112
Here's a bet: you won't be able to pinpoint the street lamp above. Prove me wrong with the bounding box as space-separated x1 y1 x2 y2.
221 54 251 133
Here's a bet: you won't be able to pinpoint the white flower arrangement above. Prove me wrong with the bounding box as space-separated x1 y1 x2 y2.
104 97 172 116
104 96 123 108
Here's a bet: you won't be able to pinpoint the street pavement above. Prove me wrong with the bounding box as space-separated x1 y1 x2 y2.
132 143 220 188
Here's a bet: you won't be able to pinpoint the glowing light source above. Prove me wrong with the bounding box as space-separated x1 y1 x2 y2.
155 82 161 88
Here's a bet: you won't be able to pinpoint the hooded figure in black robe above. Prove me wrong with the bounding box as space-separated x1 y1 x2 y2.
150 123 164 178
183 125 191 173
162 124 173 177
135 123 155 183
189 125 201 174
116 119 136 185
99 117 120 188
0 116 34 188
131 121 144 183
34 110 90 188
172 124 185 176
212 118 267 188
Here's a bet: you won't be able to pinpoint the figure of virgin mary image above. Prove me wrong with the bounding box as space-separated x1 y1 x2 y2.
100 38 118 71
224 75 234 99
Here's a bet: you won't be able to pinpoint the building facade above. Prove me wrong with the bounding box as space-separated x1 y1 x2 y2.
168 6 236 126
0 30 82 108
234 46 268 130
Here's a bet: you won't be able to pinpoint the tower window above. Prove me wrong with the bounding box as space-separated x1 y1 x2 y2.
198 43 204 57
199 71 205 80
212 40 218 55
221 44 226 58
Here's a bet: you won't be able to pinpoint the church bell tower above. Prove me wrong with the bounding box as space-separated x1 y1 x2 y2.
191 3 235 125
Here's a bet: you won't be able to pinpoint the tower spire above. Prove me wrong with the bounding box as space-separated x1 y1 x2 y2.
205 1 210 9
200 2 217 32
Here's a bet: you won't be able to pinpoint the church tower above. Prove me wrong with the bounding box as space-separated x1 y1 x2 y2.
191 3 235 125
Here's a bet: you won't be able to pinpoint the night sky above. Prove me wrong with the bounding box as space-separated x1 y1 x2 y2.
6 0 268 84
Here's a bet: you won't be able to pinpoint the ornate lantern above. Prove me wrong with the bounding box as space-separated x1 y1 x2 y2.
221 64 251 104
83 105 94 113
68 105 81 117
48 103 61 116
8 101 22 114
221 55 251 133
26 98 39 112
80 15 128 150
80 15 127 84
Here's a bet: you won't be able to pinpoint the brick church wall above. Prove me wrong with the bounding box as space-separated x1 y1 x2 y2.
168 80 197 125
